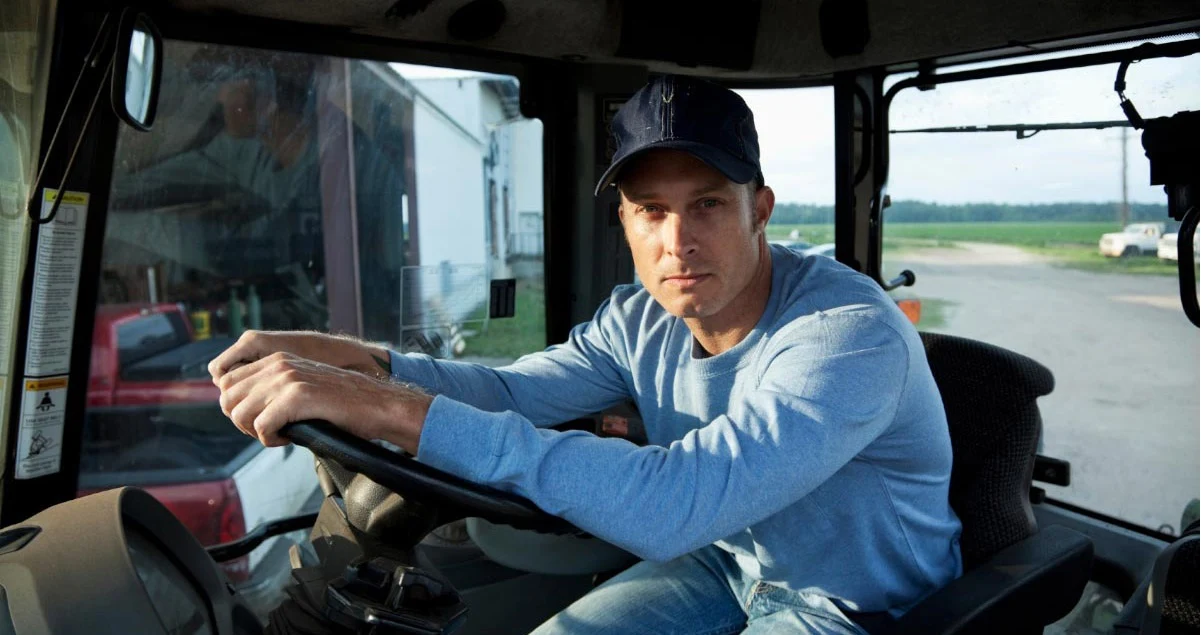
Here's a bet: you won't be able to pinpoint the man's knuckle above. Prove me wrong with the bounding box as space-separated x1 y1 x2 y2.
253 417 271 434
271 356 293 371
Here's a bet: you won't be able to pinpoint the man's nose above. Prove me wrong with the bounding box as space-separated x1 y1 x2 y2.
661 213 699 258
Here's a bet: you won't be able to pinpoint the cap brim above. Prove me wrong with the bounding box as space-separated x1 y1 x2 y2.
593 140 758 197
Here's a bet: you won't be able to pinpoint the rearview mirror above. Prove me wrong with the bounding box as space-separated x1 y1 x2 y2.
111 10 163 131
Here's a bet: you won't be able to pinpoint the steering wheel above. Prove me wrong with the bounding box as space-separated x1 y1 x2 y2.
282 420 578 537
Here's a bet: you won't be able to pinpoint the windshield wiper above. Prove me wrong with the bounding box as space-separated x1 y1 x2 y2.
890 119 1133 139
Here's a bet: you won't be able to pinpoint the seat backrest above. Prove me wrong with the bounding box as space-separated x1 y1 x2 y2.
919 332 1055 570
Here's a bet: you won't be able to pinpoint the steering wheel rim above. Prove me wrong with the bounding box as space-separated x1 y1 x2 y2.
282 420 578 534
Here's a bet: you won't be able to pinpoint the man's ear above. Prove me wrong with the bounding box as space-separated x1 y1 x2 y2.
754 186 775 233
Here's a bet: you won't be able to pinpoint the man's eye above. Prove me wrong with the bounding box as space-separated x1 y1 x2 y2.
700 199 720 209
640 205 662 214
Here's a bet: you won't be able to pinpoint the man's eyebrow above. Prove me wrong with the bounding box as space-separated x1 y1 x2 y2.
623 182 731 201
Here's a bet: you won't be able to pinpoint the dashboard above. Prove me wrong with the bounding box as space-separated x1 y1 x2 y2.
0 488 241 634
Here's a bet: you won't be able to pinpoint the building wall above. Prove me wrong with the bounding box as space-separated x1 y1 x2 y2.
412 78 482 135
410 96 488 323
510 118 545 257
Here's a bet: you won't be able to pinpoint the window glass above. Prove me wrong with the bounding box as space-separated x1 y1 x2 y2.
739 86 928 328
885 48 1200 534
116 311 189 367
87 41 546 620
0 0 46 447
739 87 835 250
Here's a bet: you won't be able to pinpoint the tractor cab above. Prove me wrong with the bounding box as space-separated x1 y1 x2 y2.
0 1 1197 633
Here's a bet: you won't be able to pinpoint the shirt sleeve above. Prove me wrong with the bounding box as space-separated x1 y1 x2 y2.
415 311 911 562
390 297 632 427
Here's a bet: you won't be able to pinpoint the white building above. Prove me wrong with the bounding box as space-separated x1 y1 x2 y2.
391 65 544 346
396 65 543 279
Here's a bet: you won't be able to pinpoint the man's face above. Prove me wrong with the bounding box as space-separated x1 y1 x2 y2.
618 149 774 321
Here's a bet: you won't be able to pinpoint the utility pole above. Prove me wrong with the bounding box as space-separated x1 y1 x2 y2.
1120 126 1130 227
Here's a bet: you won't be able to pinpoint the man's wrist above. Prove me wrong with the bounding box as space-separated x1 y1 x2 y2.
333 336 393 379
367 346 393 376
379 386 432 454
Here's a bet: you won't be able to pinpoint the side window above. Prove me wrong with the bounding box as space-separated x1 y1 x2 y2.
85 42 546 618
737 86 926 327
738 87 837 253
885 49 1199 538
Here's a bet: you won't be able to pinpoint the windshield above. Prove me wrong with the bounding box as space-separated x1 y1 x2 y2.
885 44 1199 534
86 39 548 618
0 0 49 456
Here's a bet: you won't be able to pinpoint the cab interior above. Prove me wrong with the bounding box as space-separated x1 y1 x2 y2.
0 1 1197 634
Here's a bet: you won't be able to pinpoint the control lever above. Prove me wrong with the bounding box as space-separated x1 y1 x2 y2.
324 557 468 635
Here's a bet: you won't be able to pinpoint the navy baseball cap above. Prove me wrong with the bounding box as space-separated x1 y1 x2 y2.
595 75 762 197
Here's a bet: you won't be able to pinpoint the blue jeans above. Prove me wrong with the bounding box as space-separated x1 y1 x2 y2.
530 545 869 634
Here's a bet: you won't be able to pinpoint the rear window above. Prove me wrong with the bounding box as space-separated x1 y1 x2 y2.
116 312 191 367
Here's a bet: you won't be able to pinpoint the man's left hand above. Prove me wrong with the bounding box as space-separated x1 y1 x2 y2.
215 352 432 453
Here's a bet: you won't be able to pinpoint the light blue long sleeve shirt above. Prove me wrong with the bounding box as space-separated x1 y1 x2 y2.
391 245 962 614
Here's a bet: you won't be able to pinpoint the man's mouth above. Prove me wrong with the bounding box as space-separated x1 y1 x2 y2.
662 274 710 289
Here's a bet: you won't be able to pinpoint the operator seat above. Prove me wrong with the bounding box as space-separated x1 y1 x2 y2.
879 333 1094 634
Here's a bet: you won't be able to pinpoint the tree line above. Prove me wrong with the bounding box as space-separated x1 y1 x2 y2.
771 201 1170 224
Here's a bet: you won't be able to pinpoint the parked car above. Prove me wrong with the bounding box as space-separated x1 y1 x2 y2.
1157 227 1201 262
80 303 321 611
769 238 813 252
802 242 836 259
1099 223 1165 257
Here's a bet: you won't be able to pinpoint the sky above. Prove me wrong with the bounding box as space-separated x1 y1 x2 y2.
738 49 1199 206
395 45 1199 207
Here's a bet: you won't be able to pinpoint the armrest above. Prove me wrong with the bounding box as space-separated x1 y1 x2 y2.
891 524 1093 634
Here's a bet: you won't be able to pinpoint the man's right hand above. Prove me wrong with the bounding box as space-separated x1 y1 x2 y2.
208 330 392 384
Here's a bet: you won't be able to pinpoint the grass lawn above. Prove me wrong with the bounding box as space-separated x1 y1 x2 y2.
1027 246 1190 276
461 278 547 359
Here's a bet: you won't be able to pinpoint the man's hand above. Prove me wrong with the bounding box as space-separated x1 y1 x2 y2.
209 330 392 384
216 351 431 453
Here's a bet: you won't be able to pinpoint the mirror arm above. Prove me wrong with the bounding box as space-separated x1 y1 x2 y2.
20 12 114 223
37 57 115 225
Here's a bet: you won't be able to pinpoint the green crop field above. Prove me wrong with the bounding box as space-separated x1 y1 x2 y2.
768 221 1121 246
767 221 1185 276
884 222 1121 246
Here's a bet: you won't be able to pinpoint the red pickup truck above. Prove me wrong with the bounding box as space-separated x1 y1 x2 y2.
81 303 319 601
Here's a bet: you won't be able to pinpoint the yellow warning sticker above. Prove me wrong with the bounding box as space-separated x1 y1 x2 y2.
42 190 89 206
16 374 68 479
25 377 68 391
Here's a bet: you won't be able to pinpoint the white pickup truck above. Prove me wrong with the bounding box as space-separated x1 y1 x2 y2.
1098 223 1165 257
1157 227 1201 262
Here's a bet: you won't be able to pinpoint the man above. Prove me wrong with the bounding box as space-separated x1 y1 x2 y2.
212 75 962 634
